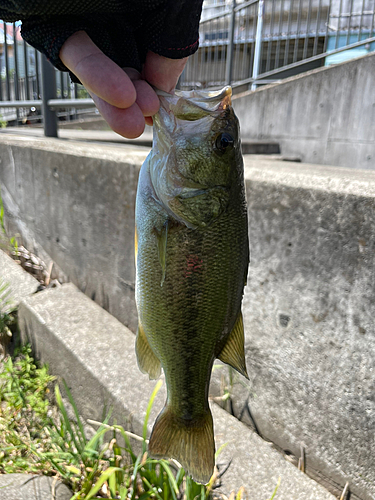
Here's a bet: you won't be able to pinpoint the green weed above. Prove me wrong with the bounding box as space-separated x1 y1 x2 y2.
0 280 17 355
0 345 56 473
0 347 224 499
267 478 280 500
49 380 217 500
0 189 18 253
0 346 277 500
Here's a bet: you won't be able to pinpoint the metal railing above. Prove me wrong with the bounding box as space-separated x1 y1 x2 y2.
182 0 375 89
0 0 374 136
0 21 95 136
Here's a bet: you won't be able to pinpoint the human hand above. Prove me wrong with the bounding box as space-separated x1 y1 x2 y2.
60 31 188 139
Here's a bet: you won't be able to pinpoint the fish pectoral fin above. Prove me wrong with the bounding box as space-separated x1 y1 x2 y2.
135 323 162 380
156 220 168 286
218 311 249 379
148 405 215 485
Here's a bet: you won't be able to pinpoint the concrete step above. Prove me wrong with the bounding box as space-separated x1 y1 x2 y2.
0 125 154 148
241 140 280 155
0 250 336 500
0 127 281 156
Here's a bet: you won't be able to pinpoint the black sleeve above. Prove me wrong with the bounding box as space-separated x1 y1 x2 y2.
0 0 204 79
144 0 203 59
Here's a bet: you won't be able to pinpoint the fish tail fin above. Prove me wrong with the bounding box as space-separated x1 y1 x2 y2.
148 405 215 485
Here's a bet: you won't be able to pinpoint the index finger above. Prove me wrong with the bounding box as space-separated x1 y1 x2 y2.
59 31 136 109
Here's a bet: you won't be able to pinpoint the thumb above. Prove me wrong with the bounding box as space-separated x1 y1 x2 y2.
142 51 188 94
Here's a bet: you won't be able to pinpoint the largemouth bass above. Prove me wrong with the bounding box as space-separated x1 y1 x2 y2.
135 86 249 484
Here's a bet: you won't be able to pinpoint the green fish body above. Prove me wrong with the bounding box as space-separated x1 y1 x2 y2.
135 86 249 484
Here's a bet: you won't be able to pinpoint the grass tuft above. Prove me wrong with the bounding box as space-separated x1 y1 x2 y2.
0 280 17 356
0 345 278 499
0 345 56 473
0 345 243 499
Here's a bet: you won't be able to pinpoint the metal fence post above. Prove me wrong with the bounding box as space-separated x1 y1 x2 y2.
4 23 11 100
251 0 264 90
225 0 236 86
40 54 58 137
13 23 20 123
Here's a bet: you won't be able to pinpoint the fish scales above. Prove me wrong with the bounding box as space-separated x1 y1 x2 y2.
135 86 249 484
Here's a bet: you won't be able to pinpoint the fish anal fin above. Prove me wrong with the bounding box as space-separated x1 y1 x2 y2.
156 220 168 286
136 323 161 380
218 311 249 379
148 406 215 485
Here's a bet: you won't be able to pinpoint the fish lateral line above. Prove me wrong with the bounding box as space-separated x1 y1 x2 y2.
156 219 169 287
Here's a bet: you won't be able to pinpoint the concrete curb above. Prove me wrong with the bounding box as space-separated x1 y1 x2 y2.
0 473 71 500
0 251 39 308
0 252 335 500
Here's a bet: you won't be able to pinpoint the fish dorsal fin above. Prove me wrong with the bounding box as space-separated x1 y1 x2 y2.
136 323 162 380
218 311 249 379
156 220 168 286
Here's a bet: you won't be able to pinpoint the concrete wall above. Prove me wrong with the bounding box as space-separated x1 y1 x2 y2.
0 137 375 499
233 52 375 170
229 159 375 500
0 136 148 332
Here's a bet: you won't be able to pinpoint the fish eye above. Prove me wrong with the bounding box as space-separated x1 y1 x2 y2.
214 133 234 155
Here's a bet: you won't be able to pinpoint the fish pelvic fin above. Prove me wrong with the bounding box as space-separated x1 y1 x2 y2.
218 311 249 379
135 323 162 380
148 406 215 485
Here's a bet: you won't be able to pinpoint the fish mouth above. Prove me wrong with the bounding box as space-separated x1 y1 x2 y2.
152 86 232 149
153 86 231 132
155 86 232 115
